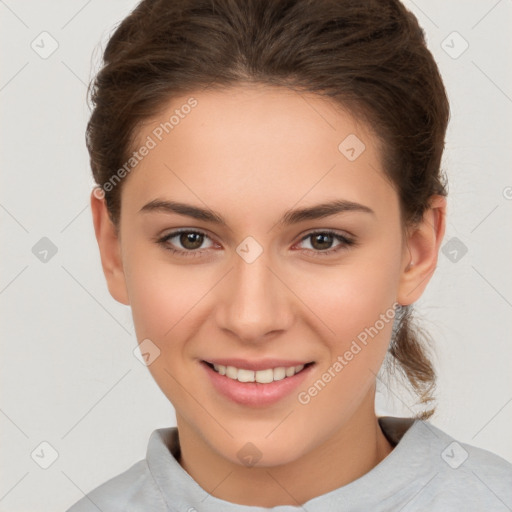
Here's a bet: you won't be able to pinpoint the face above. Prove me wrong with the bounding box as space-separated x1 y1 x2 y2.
93 84 445 467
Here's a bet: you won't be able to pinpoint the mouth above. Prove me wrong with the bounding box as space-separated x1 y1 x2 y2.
202 360 314 383
200 359 315 407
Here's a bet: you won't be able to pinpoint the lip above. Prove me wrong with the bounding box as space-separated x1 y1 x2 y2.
204 358 312 371
201 360 315 407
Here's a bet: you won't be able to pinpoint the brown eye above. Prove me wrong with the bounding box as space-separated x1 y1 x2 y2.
157 229 215 256
310 232 335 250
179 232 204 250
296 230 357 257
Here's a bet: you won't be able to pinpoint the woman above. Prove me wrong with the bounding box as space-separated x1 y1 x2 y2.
67 0 512 510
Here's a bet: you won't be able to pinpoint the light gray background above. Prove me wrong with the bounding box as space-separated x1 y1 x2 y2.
1 1 511 510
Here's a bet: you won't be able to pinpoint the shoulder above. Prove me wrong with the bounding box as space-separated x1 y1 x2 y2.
65 458 167 512
407 420 512 509
64 425 184 512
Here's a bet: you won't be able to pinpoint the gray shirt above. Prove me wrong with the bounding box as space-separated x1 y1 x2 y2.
66 416 512 511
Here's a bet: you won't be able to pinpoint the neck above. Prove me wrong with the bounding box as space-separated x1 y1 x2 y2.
176 395 394 507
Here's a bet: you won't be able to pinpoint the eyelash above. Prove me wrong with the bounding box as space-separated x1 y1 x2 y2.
156 229 357 259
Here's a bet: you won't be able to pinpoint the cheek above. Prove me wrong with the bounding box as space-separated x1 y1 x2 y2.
124 241 213 340
290 252 401 348
290 246 401 401
125 229 402 351
127 267 179 341
295 285 397 435
124 254 208 403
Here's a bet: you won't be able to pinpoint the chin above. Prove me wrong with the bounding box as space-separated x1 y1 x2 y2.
213 432 310 469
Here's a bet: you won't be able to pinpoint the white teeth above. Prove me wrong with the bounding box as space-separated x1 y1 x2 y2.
226 366 238 379
237 369 255 382
255 368 274 384
285 366 295 377
210 363 308 383
273 367 286 381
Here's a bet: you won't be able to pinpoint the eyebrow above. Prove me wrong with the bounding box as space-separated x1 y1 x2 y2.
139 198 375 226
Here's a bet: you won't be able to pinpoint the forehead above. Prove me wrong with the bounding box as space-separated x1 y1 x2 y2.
123 85 397 223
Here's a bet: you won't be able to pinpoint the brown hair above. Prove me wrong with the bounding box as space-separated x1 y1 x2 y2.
87 0 450 420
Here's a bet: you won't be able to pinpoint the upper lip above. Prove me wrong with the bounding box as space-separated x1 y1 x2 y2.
203 358 314 371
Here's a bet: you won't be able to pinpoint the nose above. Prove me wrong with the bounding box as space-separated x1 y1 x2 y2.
215 248 294 344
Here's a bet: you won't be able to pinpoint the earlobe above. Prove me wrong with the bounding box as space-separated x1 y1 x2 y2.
397 195 447 306
90 189 130 306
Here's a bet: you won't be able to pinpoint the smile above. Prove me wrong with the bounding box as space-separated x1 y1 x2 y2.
206 362 311 383
201 360 315 407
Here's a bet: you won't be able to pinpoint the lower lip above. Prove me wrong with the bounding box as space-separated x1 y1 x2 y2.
201 361 314 407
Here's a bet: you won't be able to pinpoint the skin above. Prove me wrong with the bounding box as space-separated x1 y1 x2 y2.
91 84 446 507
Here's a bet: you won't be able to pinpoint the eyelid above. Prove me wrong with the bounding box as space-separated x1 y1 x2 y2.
293 229 357 254
297 227 355 242
156 227 357 258
156 228 217 248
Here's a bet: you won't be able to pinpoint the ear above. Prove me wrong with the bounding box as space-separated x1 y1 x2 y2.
397 195 447 306
90 189 130 305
